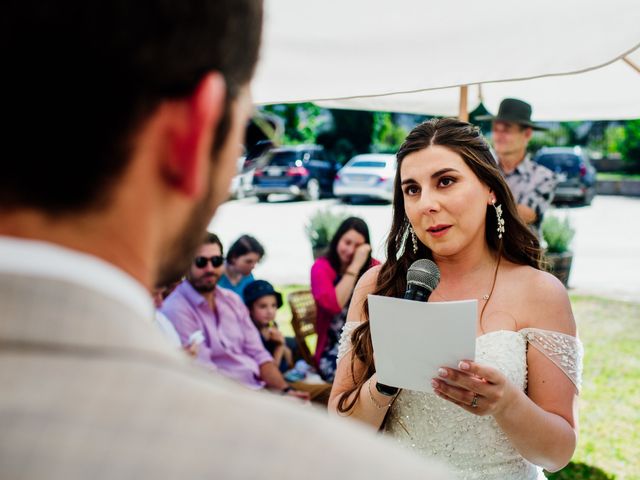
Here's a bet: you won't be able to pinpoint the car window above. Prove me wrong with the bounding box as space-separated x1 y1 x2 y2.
350 160 387 168
268 151 300 167
535 153 581 175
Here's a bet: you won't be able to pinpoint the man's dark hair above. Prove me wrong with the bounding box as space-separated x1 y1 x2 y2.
2 0 263 214
204 232 224 256
226 234 265 263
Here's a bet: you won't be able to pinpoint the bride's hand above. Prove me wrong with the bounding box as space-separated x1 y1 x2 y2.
430 361 516 416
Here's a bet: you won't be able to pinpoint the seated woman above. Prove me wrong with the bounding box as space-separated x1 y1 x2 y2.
328 118 583 480
243 279 294 374
311 217 379 382
219 234 264 296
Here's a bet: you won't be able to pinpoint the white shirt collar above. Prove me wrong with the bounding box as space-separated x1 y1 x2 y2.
0 236 153 319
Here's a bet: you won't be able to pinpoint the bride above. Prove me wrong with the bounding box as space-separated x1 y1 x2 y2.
328 118 583 480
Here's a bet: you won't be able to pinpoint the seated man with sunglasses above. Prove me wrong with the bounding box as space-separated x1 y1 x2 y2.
162 232 309 400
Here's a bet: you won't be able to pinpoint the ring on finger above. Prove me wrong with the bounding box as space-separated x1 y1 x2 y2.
471 394 479 408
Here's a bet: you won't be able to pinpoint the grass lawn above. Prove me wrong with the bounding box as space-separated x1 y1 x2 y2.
275 286 639 479
597 172 640 181
549 295 640 480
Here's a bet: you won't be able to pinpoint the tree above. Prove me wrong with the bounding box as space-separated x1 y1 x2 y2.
316 109 374 164
619 119 640 173
371 112 407 153
260 103 324 144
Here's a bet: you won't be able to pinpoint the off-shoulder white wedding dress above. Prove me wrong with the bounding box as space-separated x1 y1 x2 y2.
338 325 583 480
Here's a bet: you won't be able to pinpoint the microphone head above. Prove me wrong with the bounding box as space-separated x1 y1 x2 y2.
407 259 440 293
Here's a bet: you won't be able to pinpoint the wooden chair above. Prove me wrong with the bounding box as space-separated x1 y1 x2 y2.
288 290 318 369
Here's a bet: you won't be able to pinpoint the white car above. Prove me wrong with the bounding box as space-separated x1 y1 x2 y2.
333 153 396 203
229 156 255 200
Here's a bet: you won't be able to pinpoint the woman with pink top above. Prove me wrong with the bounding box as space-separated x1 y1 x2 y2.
311 217 379 381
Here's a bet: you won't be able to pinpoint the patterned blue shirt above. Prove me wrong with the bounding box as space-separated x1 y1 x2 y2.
498 154 557 237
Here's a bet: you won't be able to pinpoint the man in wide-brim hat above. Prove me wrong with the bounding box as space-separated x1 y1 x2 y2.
479 98 557 238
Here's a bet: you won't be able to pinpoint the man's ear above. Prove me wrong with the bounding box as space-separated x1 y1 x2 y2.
163 73 226 197
524 127 533 141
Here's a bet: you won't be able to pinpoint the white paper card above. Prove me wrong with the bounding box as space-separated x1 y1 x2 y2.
368 295 477 392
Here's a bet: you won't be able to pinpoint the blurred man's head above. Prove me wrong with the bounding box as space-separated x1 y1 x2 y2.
187 233 225 293
491 121 532 158
486 98 544 161
2 0 264 287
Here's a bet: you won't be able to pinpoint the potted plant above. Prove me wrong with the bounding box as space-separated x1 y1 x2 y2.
541 213 576 288
304 208 348 260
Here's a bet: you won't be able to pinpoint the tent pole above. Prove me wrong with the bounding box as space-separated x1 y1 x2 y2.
623 56 640 74
458 85 469 121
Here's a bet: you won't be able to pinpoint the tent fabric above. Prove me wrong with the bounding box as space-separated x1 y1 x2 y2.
253 0 640 120
316 46 640 120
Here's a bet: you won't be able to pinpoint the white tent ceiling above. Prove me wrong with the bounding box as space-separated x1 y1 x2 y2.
253 0 640 120
316 47 640 120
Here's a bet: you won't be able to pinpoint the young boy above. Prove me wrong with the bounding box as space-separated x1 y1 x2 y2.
243 280 293 373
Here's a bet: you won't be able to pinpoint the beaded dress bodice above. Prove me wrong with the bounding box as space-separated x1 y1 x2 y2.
338 325 583 480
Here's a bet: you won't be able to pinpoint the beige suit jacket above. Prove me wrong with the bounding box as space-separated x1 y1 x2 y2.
0 273 450 479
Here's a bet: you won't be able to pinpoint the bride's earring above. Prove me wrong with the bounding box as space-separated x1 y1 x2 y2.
492 198 505 239
410 225 418 254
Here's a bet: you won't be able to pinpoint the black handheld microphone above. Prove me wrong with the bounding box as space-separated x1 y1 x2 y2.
404 259 441 302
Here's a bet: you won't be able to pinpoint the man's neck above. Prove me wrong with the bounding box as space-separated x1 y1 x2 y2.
0 209 151 289
190 281 216 309
498 149 527 174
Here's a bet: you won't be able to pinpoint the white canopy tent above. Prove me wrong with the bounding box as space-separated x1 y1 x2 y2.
253 0 640 120
316 47 640 120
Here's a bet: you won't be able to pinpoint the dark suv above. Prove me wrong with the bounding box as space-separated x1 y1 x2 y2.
252 145 336 202
533 146 597 205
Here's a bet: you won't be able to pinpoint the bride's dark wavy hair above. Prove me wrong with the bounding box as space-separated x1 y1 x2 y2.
337 117 543 414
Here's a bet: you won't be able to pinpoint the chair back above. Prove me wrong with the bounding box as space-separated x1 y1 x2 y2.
288 290 318 369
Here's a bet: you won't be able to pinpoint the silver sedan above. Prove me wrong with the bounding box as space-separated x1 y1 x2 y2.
333 154 396 203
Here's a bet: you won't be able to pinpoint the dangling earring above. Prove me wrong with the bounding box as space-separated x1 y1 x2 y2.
492 198 505 239
410 225 418 254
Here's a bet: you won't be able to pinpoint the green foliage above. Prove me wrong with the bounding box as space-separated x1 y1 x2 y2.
371 112 407 153
527 124 582 155
261 103 325 145
304 208 349 248
603 125 626 155
317 109 375 165
597 172 640 181
620 119 640 173
527 132 559 155
542 214 575 253
546 461 615 480
527 123 591 156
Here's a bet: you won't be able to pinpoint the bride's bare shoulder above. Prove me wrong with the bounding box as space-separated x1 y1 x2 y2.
501 262 575 334
347 264 383 321
357 263 382 291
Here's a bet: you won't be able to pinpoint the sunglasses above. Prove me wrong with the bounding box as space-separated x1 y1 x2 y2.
194 255 224 268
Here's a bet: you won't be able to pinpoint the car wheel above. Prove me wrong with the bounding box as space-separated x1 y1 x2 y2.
257 194 269 203
305 178 321 201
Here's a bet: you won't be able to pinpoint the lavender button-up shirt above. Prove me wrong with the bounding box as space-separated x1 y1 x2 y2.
161 280 273 389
